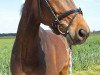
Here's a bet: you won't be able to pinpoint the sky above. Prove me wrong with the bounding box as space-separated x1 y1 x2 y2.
0 0 100 33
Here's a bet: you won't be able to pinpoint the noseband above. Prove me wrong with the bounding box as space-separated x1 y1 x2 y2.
38 0 83 37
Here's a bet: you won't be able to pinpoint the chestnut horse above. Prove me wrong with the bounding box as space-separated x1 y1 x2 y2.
11 0 90 75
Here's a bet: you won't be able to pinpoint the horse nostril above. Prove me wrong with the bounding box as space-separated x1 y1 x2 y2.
78 29 87 38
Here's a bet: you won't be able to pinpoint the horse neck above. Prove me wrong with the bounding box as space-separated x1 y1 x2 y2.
12 1 46 74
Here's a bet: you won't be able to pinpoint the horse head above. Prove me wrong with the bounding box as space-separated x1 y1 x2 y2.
38 0 90 45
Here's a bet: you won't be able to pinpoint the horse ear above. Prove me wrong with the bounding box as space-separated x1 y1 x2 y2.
27 0 40 23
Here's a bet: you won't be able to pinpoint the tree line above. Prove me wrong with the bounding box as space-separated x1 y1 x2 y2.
93 31 100 34
0 30 100 37
0 33 16 37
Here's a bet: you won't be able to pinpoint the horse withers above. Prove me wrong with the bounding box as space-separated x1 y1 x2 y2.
10 0 90 75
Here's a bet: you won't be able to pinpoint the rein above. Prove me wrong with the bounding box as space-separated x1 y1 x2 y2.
63 35 73 75
69 46 72 75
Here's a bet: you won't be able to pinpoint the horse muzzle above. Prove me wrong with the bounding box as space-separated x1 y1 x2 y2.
66 28 90 45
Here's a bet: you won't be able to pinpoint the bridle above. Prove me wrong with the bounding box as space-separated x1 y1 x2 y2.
38 0 83 42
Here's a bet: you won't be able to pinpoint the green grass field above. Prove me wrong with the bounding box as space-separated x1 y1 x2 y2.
0 34 100 75
0 37 15 75
73 34 100 75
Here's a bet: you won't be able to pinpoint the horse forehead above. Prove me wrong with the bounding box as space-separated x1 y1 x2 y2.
53 0 75 6
48 0 76 14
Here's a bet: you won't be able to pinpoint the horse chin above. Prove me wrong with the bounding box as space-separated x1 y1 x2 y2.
72 38 86 45
66 34 86 45
66 35 73 45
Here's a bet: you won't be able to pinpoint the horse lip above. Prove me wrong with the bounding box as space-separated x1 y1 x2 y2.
73 37 86 45
65 33 88 45
65 34 82 45
74 33 89 45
